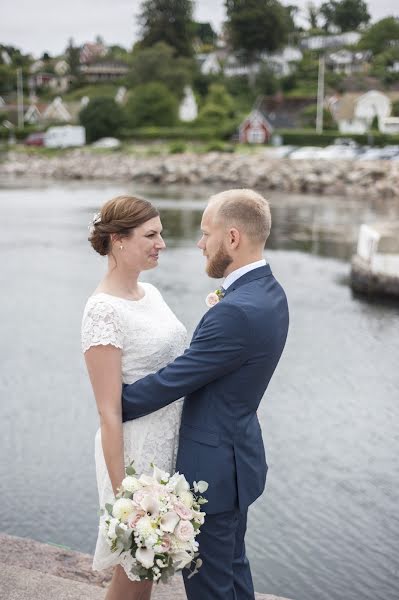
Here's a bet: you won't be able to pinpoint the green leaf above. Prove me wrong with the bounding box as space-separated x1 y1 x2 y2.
105 503 113 515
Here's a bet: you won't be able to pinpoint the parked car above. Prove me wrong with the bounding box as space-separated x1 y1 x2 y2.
318 144 358 160
24 132 45 146
91 137 121 149
44 126 85 149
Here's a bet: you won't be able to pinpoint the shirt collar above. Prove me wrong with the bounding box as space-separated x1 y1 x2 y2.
223 259 267 290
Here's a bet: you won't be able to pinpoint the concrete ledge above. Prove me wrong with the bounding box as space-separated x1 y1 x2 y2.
0 533 291 600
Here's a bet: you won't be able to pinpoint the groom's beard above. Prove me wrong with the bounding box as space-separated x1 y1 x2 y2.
206 243 233 279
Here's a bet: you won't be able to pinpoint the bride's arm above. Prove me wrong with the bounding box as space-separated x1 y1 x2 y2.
122 302 250 421
85 345 125 496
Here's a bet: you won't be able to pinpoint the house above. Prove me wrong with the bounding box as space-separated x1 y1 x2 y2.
301 31 361 51
28 72 71 93
326 50 371 76
42 97 72 122
197 52 222 75
24 104 42 124
179 86 198 122
261 46 303 77
224 55 259 77
80 41 107 64
79 61 129 83
331 90 393 134
54 60 69 76
239 109 273 144
379 117 399 134
115 86 127 104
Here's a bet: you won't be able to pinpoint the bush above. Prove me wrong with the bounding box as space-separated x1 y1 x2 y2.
277 129 399 147
79 97 126 143
169 141 187 153
125 83 178 128
119 124 237 141
204 141 235 153
300 105 337 130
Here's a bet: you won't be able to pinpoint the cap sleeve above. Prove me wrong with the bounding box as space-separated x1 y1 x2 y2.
81 298 124 353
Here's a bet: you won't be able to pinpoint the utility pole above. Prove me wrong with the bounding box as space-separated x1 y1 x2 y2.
17 68 24 129
316 53 325 134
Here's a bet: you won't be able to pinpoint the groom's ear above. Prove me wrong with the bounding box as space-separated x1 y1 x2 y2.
228 227 240 250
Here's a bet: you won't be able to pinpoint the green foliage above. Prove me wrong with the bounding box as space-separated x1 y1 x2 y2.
277 128 399 146
320 0 370 32
79 97 126 143
307 3 320 29
192 22 217 46
255 64 280 96
138 0 194 57
129 42 193 99
119 124 236 141
0 44 31 67
125 82 178 128
359 17 399 55
63 84 120 101
392 101 399 117
169 141 187 153
204 141 235 152
370 46 399 84
65 38 81 79
225 0 293 58
0 64 17 93
197 84 236 127
300 104 337 130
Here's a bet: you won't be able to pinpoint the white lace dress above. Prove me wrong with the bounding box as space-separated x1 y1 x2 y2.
81 282 187 577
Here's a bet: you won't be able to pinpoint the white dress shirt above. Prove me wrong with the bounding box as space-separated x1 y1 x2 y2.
223 259 267 290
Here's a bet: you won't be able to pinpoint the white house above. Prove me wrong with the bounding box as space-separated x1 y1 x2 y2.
332 90 392 134
24 104 42 124
179 86 198 122
261 46 303 77
239 109 273 144
197 53 222 75
301 31 361 51
42 97 72 122
379 117 399 135
327 49 370 75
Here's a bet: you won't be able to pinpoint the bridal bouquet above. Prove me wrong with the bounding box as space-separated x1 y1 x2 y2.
100 462 208 582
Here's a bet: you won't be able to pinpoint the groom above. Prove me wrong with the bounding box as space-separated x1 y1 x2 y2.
122 189 289 599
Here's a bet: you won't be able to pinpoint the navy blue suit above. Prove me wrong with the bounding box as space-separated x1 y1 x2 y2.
122 264 289 599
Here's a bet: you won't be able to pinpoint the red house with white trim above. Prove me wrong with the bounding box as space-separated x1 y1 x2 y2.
239 109 273 144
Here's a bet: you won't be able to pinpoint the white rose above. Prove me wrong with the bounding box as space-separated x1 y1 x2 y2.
179 490 194 508
112 498 135 523
174 519 195 542
122 476 142 493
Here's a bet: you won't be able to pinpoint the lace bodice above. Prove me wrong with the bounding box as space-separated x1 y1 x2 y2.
81 282 188 579
81 283 187 384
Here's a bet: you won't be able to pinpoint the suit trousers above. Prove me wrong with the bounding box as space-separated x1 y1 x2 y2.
183 508 255 600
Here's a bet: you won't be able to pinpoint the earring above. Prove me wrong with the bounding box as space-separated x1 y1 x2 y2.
119 245 123 250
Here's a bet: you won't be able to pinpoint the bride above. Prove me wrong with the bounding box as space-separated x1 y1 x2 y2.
81 195 187 600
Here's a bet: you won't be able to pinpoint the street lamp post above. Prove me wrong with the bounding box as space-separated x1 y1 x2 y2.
17 68 24 129
316 53 325 134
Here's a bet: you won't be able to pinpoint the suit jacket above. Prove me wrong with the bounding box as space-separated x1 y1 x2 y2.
122 265 289 514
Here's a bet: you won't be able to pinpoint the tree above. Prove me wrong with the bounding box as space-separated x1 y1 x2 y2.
301 104 337 130
129 42 192 99
392 101 399 117
307 2 320 29
65 38 81 78
320 0 370 33
225 0 293 60
125 82 178 127
359 17 399 55
79 97 126 142
138 0 194 57
192 22 217 46
255 64 280 96
197 83 236 127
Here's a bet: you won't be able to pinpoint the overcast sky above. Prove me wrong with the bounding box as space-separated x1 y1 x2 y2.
1 0 398 57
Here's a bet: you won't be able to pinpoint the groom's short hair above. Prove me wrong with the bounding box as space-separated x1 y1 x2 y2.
210 189 271 246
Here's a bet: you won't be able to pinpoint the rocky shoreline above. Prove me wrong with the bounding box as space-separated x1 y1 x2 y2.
1 149 399 199
0 533 291 600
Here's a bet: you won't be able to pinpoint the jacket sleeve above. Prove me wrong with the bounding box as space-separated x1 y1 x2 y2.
122 302 250 421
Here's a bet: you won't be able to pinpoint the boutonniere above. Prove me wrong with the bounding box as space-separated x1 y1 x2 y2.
205 288 225 308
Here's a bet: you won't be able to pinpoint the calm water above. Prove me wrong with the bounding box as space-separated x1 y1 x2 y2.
1 179 398 600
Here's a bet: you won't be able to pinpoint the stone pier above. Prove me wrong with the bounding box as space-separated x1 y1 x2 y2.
0 534 291 600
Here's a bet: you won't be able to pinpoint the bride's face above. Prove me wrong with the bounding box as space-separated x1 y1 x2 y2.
117 216 166 271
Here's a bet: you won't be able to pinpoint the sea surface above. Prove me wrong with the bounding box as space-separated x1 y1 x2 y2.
0 179 398 600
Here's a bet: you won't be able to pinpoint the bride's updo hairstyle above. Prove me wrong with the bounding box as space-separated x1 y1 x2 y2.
89 195 159 256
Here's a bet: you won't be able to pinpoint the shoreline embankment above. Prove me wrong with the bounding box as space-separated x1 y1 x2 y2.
1 149 399 200
0 533 291 600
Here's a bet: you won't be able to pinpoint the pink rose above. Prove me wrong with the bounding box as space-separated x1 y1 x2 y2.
174 501 193 520
175 519 195 542
128 509 145 529
133 490 147 506
205 292 220 307
160 534 172 552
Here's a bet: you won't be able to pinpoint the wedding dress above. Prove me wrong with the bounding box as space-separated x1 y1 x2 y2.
81 282 187 578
